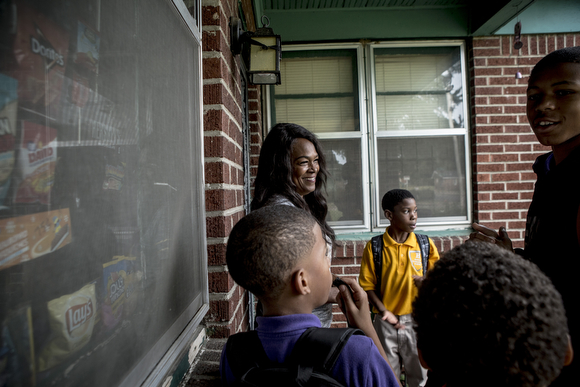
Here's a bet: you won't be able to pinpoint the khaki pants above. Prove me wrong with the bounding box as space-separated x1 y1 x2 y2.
373 313 428 387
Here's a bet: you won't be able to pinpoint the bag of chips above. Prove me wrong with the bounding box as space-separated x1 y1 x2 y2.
101 258 126 330
37 282 96 372
0 74 17 209
14 121 57 204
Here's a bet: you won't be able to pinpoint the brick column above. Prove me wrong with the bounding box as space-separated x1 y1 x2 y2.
202 0 262 337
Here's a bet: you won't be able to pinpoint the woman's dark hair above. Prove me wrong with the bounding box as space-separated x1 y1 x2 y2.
251 123 335 244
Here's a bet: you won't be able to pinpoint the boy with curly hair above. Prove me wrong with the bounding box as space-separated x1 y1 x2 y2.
413 243 573 387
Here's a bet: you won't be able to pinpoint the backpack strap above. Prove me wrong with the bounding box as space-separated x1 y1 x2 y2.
288 327 364 374
226 327 364 387
225 330 272 381
371 234 384 295
415 234 431 275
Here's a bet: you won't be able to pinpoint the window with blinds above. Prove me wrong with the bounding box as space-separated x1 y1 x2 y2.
374 47 464 131
372 45 469 227
271 47 367 228
274 50 359 133
268 42 470 232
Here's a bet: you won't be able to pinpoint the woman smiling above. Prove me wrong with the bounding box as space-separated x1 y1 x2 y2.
251 123 337 327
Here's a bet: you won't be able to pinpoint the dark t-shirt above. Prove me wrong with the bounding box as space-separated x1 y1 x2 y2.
524 146 580 386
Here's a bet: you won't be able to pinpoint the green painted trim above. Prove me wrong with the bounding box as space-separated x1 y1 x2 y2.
170 353 192 387
255 0 578 41
264 8 470 42
471 0 536 36
254 0 265 29
174 326 206 387
494 0 580 35
336 228 473 241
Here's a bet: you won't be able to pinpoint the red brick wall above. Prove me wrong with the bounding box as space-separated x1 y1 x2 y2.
204 31 580 336
469 33 580 248
202 0 262 338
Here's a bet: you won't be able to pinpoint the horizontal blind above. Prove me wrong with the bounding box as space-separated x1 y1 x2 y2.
275 56 356 132
375 54 455 131
278 56 353 94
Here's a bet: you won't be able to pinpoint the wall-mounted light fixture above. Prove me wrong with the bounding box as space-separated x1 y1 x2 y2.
514 21 523 79
230 15 281 85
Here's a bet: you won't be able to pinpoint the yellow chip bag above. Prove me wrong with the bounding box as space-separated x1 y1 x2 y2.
37 282 96 372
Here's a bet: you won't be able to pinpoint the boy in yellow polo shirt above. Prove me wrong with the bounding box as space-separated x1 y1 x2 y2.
359 189 440 387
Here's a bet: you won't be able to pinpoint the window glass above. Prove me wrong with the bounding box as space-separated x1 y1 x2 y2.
320 139 364 225
0 0 205 386
269 43 469 232
271 47 367 227
274 50 360 132
374 47 464 131
376 136 467 220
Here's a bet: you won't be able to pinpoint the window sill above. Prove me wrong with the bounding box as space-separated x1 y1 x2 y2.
335 227 472 241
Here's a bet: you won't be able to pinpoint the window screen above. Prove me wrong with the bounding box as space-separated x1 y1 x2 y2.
0 0 206 386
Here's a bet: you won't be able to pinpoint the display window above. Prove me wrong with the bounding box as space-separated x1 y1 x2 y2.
0 0 206 386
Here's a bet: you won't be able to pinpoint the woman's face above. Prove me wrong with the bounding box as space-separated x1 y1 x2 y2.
291 138 319 197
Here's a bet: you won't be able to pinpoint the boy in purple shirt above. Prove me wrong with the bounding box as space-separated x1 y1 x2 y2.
220 205 400 387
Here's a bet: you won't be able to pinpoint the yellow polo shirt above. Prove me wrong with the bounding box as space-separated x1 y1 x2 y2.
359 228 440 316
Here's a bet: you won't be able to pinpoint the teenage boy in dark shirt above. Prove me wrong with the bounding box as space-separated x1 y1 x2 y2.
470 46 580 386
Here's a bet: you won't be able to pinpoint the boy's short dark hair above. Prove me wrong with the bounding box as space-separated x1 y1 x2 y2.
226 205 317 301
530 46 580 79
413 243 568 387
381 189 415 212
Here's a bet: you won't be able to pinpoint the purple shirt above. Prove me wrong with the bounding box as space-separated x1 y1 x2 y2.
220 314 399 387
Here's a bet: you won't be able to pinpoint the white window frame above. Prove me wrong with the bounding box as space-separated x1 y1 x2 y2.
367 40 472 231
268 40 472 233
119 1 208 386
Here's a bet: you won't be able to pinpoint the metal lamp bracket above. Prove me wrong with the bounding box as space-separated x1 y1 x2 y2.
230 17 252 55
230 16 278 55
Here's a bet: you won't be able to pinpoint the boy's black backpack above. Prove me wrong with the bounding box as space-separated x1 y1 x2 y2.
371 233 430 294
225 327 364 386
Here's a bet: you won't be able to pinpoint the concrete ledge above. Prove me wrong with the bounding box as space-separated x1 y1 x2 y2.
180 336 226 387
336 228 473 242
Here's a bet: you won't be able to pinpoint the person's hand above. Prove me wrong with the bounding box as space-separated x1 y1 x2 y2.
412 275 424 289
327 285 339 304
336 278 395 371
377 309 405 330
335 277 374 332
469 223 513 252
